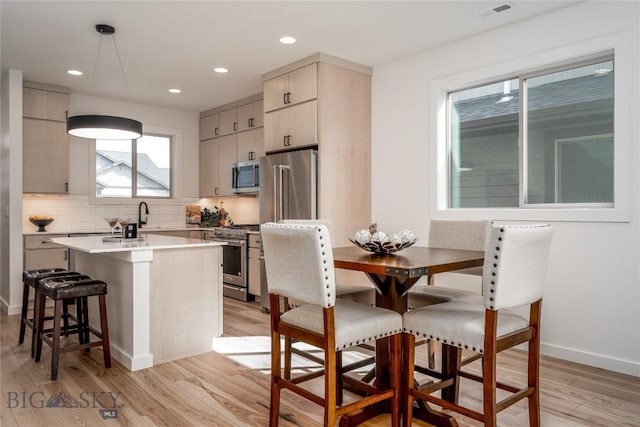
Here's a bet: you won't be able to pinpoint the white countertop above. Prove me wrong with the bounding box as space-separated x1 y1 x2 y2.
50 234 225 254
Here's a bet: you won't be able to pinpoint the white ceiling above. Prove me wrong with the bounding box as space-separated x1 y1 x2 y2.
1 1 576 113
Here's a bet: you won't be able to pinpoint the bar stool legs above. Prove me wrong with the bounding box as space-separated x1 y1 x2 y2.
34 277 111 381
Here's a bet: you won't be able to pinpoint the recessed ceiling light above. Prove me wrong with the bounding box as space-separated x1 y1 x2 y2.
168 88 181 94
67 70 83 76
214 67 228 74
279 36 296 45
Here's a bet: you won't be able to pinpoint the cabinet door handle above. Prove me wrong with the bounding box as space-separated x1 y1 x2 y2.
65 182 68 192
283 93 287 105
233 122 238 131
249 151 255 161
64 251 68 261
215 187 219 196
285 92 291 104
248 117 254 128
215 127 219 136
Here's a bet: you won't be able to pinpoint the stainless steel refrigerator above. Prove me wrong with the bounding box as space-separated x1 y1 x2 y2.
258 148 317 311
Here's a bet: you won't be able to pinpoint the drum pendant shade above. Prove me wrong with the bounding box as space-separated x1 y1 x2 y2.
66 24 142 140
67 115 142 140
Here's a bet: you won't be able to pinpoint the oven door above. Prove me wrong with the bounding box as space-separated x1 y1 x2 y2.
213 238 247 287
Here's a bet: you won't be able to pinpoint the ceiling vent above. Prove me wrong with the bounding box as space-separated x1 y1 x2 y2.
475 2 513 18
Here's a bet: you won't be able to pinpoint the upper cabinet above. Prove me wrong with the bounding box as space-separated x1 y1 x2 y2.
199 94 264 197
218 108 238 136
237 99 264 132
200 113 219 140
263 63 317 113
22 82 70 194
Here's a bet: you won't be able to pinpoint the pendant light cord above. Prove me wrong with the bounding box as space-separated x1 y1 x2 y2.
112 34 132 99
91 27 132 99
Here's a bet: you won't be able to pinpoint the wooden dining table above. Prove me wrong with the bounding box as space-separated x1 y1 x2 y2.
332 245 485 427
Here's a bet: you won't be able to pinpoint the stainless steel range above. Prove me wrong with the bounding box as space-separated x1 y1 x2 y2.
206 225 259 301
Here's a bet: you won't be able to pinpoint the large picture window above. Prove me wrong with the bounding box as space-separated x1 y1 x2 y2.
448 57 614 209
95 134 172 198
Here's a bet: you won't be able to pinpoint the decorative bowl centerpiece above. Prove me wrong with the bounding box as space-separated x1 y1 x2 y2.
349 223 417 255
29 215 54 232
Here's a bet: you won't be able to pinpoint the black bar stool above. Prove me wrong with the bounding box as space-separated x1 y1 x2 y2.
20 269 82 357
34 277 111 380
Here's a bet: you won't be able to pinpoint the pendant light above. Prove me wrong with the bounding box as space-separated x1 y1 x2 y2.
66 24 142 140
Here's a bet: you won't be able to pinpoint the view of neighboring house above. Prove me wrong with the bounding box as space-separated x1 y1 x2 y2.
96 149 170 198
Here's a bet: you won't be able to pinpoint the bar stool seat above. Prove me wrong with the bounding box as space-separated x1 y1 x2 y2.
20 269 83 357
35 277 111 380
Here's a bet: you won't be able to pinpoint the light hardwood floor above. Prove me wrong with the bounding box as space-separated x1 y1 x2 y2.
2 298 639 426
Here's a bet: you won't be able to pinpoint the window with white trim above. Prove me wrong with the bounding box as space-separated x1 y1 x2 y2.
448 56 614 209
95 134 173 199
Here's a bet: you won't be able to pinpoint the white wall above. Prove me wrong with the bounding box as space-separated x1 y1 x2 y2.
371 1 640 376
1 70 24 313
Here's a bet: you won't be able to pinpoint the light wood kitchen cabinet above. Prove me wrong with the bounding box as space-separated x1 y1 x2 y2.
23 87 69 121
199 139 219 197
24 234 69 270
217 134 237 196
237 99 264 131
23 119 69 193
264 63 317 113
199 94 264 197
22 82 70 194
237 128 264 162
218 108 238 136
262 54 372 283
248 233 261 297
264 100 317 152
141 230 203 239
199 113 219 141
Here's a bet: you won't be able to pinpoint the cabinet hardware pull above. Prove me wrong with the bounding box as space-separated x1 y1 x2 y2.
233 122 238 131
249 151 255 160
65 182 68 192
248 118 254 128
64 251 68 261
283 93 287 105
215 127 219 136
285 92 291 104
215 187 219 196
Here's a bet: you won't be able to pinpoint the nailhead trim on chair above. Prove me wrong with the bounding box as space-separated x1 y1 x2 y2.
339 328 402 351
485 227 505 310
402 327 484 354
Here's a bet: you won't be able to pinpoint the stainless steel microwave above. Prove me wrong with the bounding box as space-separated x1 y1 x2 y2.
232 160 260 194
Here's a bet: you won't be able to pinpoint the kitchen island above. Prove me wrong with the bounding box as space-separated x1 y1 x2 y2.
50 234 225 371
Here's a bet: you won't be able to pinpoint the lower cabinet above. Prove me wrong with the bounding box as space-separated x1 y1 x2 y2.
141 230 204 239
23 235 69 270
248 234 261 297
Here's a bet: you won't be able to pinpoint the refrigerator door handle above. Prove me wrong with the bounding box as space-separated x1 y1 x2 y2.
273 165 290 222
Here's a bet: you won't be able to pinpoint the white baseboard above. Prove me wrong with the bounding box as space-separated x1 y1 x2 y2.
541 343 640 377
0 298 21 315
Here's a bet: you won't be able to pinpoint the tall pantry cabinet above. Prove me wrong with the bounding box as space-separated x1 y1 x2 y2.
262 53 372 250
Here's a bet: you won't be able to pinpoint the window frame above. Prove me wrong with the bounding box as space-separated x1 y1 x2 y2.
430 32 630 222
89 125 182 206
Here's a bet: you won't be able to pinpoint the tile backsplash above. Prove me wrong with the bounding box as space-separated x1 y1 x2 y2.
23 194 260 233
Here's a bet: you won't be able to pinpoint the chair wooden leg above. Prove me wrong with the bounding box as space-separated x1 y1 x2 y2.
389 333 401 427
427 339 436 369
51 301 63 381
34 292 47 363
528 301 542 427
402 333 416 427
269 329 281 427
31 290 42 359
18 282 30 344
99 295 112 368
336 350 343 406
82 296 91 352
324 345 337 427
75 297 85 345
483 310 498 427
283 336 292 380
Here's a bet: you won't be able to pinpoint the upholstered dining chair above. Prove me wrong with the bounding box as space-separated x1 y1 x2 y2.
408 219 491 369
279 219 375 388
402 224 553 427
261 222 402 426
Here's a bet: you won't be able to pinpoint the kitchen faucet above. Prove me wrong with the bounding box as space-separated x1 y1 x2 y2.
138 201 149 228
